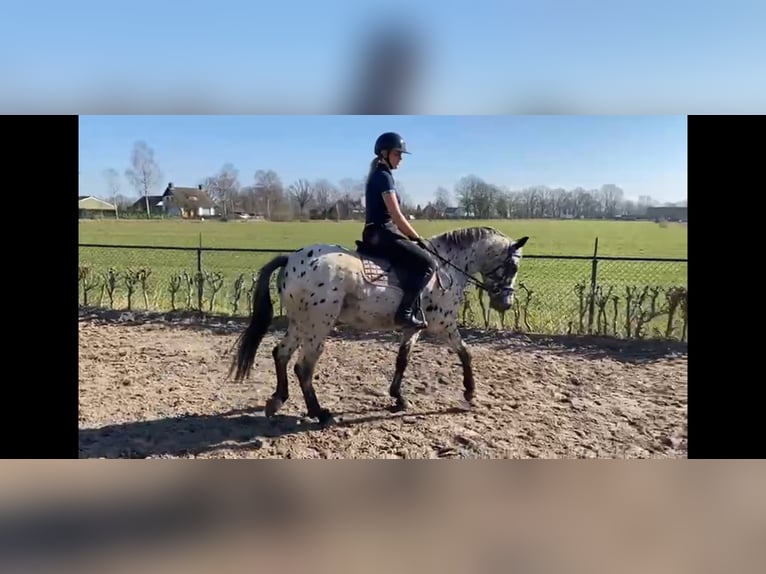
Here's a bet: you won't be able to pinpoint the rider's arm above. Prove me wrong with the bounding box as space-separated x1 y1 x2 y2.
383 191 420 240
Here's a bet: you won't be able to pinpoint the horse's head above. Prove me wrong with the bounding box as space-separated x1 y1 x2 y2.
480 235 529 312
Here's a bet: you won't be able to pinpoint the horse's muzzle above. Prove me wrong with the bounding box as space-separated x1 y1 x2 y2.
489 287 514 312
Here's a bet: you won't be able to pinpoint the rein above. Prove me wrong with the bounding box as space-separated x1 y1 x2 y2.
418 237 508 294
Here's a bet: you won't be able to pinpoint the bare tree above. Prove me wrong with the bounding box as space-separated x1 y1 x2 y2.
103 168 121 219
396 181 413 214
288 178 314 216
599 184 624 218
313 178 339 216
253 169 285 219
455 175 497 218
124 141 162 218
205 163 240 218
338 177 364 200
434 186 452 212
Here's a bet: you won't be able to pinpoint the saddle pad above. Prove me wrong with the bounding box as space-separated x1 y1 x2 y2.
359 254 394 287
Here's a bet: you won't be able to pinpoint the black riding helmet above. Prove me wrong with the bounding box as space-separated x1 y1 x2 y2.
374 132 411 156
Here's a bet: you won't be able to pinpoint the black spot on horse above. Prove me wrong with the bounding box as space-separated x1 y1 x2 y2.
292 267 296 272
320 298 326 303
318 282 324 287
300 260 304 265
332 286 338 291
308 250 314 257
301 271 306 277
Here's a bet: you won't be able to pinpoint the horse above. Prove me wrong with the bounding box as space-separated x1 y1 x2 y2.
228 225 529 424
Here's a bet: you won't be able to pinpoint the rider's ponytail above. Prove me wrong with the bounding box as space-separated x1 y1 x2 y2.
366 156 382 184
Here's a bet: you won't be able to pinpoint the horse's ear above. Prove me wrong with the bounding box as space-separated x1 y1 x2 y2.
510 236 529 252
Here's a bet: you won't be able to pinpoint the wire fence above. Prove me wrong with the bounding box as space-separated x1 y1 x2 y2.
78 238 688 341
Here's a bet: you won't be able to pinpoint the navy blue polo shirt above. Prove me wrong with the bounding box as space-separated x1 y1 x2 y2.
365 164 401 225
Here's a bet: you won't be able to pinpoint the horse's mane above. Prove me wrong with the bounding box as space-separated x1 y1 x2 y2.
432 226 504 250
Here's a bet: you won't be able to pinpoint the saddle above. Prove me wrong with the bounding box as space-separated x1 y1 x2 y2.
354 240 404 287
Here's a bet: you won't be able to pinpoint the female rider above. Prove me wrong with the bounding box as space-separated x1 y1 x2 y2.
361 131 435 330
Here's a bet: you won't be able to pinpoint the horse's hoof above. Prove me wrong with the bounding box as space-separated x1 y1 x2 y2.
388 398 409 413
458 398 474 411
309 408 335 425
265 397 284 418
463 390 475 403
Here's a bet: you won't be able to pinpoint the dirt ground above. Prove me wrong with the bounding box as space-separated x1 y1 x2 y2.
78 308 688 459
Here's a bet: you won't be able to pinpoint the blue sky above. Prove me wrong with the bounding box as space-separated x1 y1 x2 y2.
2 1 764 113
78 115 687 205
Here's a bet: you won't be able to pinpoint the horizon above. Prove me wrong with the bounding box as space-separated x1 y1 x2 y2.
78 115 687 207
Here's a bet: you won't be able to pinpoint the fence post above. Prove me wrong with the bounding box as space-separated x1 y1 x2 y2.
587 236 599 334
197 232 203 312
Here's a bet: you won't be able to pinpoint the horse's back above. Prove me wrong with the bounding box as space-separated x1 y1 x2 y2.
282 241 402 294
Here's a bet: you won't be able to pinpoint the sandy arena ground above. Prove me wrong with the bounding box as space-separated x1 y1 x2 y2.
78 308 688 458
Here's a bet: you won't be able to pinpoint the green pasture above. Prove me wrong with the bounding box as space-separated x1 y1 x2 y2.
78 219 688 340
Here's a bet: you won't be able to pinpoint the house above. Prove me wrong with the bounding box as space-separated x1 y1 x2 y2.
129 195 165 216
161 183 217 219
79 195 117 219
444 206 466 219
128 183 218 218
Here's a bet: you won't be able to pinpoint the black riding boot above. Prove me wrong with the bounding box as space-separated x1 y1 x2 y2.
395 271 432 330
395 288 427 330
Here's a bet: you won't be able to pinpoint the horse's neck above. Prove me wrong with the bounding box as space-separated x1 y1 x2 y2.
431 236 496 279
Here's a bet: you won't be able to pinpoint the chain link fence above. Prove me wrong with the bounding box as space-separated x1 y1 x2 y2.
79 242 687 341
460 255 687 341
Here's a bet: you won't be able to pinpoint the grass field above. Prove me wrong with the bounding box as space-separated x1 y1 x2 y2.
78 218 688 340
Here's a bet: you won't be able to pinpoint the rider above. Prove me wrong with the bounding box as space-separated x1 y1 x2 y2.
361 131 435 330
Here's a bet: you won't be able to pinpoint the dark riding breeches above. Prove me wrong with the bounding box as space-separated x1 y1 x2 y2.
362 222 436 294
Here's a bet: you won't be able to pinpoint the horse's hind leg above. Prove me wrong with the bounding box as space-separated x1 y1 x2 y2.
293 304 340 425
294 342 334 425
266 323 299 417
389 328 421 412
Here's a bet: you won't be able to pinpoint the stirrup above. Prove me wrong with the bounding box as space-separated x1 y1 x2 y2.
395 307 427 330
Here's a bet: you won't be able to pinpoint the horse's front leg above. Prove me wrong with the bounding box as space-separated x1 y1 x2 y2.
442 324 475 404
389 328 421 412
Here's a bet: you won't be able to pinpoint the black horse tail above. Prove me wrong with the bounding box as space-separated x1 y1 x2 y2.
229 254 289 382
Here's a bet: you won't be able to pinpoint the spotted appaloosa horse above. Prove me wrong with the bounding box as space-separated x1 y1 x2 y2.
229 226 529 424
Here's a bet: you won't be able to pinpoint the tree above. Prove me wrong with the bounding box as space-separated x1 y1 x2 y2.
103 168 121 219
599 184 624 218
205 163 240 218
313 178 339 216
396 181 413 214
455 175 497 218
253 169 285 219
124 141 162 218
434 186 452 214
338 177 364 200
288 178 314 216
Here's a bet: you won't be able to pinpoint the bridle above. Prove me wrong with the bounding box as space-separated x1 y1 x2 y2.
418 237 519 298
